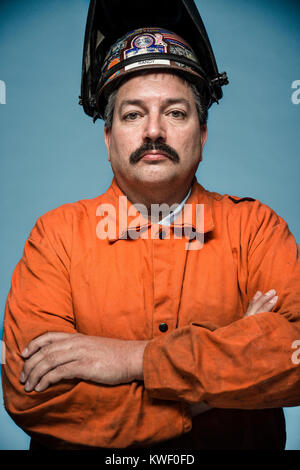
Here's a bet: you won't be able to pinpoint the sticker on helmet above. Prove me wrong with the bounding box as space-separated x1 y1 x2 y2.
125 33 168 60
169 44 195 61
125 59 171 71
133 34 155 49
110 40 126 55
107 57 121 70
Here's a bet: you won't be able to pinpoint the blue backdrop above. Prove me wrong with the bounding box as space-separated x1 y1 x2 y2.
0 0 299 450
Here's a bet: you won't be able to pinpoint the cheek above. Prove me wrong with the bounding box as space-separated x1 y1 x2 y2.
176 128 202 159
109 130 140 164
110 131 126 156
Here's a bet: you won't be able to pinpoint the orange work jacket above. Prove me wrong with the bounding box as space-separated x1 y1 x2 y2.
2 177 300 449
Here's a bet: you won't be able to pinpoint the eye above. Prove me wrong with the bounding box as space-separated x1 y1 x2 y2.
123 112 141 121
168 110 187 119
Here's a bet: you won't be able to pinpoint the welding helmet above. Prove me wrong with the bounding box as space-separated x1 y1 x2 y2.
79 0 228 122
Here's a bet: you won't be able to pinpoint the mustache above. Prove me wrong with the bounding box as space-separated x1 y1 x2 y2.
129 141 180 164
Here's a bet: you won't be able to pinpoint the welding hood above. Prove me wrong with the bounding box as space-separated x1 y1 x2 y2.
79 0 228 121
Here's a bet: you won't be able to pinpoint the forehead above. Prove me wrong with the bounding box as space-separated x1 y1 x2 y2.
115 72 194 105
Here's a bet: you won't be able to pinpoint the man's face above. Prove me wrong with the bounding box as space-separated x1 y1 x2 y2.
104 72 207 196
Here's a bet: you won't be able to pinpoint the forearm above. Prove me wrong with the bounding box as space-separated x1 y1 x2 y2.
143 312 300 409
2 324 191 448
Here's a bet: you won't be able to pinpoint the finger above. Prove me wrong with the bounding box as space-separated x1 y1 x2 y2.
254 289 276 309
21 332 75 359
257 294 278 313
21 336 80 385
249 291 263 304
23 348 80 392
244 291 263 317
34 362 78 392
253 289 276 312
245 289 277 317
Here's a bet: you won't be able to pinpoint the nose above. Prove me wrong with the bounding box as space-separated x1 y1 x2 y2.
142 111 166 142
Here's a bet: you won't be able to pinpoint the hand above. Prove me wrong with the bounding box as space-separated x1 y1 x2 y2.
20 332 148 392
244 289 278 317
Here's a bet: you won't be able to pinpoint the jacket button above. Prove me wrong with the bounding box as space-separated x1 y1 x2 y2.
159 322 168 332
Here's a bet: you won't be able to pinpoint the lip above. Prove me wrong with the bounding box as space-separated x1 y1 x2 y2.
140 151 170 162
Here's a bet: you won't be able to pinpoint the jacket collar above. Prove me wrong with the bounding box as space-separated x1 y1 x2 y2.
97 177 215 242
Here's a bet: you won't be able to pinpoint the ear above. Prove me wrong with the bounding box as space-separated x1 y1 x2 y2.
201 125 208 148
199 125 207 162
104 126 111 162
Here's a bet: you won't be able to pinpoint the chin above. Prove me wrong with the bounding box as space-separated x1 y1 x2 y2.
136 174 178 187
135 167 180 185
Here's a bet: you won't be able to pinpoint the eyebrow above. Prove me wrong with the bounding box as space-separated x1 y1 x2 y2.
119 98 191 112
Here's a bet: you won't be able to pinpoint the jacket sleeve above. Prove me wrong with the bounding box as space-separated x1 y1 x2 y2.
143 203 300 409
2 215 191 449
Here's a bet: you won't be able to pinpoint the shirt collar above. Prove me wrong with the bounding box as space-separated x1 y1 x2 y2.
97 176 215 242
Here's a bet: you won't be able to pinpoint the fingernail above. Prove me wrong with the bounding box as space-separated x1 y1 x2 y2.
35 384 41 392
21 348 28 357
24 382 30 392
254 291 261 299
270 295 278 304
20 372 25 383
265 289 276 297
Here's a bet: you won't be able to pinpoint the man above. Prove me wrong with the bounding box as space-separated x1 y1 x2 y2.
2 14 300 450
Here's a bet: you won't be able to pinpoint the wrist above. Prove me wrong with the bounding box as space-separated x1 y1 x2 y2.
128 340 148 381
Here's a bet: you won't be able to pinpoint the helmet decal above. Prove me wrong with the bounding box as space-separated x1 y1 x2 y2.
96 27 207 116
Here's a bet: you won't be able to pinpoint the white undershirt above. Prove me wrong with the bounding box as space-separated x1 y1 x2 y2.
159 187 192 226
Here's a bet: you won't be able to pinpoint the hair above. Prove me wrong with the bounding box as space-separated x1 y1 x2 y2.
103 71 208 130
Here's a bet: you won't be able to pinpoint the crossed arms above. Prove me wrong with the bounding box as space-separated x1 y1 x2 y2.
2 205 300 448
19 290 278 394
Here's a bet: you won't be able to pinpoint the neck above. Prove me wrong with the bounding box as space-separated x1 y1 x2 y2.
114 176 194 220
